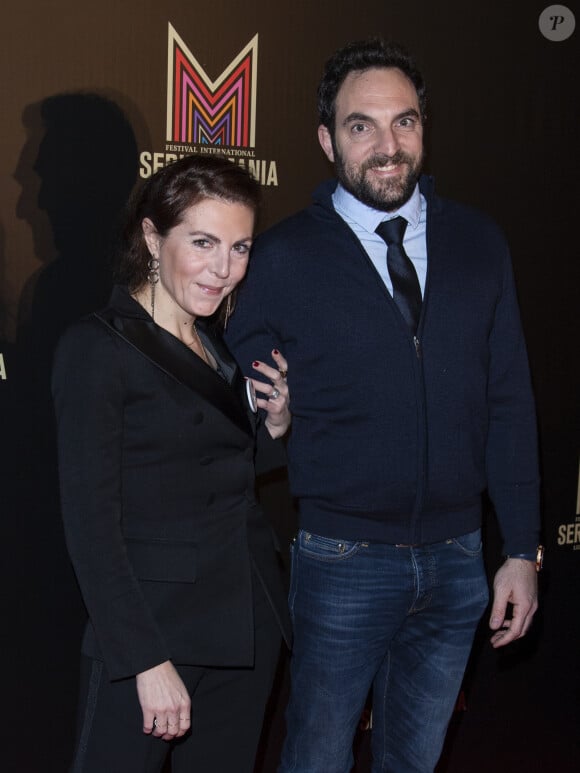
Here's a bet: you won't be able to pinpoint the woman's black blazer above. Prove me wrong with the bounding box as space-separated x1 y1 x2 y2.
52 286 290 681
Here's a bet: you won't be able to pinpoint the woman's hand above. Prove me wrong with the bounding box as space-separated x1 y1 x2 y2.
136 660 191 740
250 350 291 439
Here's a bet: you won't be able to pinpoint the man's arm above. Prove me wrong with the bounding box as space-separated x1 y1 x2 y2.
484 236 541 646
226 236 283 375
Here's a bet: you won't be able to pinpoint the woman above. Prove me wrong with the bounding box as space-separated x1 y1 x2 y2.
52 155 292 773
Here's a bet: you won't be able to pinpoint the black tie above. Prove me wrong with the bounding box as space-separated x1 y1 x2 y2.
375 217 422 334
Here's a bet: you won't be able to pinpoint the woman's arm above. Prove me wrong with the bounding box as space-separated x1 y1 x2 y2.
52 318 170 680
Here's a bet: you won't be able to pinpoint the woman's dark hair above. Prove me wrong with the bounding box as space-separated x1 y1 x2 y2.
317 38 427 134
117 154 261 295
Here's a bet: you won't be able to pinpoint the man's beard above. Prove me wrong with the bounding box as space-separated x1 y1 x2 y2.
334 147 424 212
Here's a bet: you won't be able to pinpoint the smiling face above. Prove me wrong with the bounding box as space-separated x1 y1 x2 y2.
318 66 424 212
143 196 254 325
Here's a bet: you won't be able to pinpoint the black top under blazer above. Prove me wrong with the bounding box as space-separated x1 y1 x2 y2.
52 286 291 681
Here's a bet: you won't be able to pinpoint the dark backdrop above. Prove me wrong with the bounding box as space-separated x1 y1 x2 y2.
1 2 578 771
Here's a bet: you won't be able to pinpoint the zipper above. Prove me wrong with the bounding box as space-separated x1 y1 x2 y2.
414 335 421 358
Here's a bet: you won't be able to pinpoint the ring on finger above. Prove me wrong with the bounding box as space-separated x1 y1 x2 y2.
270 388 281 399
278 368 288 379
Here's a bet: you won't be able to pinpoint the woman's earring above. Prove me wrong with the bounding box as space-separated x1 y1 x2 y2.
224 294 232 330
147 256 160 319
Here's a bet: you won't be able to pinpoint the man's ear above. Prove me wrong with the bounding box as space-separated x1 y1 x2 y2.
318 125 335 163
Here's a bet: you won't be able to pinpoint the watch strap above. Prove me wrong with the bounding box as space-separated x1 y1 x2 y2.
505 545 544 572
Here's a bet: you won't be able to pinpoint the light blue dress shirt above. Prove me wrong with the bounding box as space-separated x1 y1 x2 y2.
332 183 427 297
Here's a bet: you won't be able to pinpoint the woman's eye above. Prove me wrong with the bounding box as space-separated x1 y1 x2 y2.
193 239 211 248
232 243 251 255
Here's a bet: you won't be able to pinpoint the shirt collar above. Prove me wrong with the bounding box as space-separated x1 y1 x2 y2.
333 182 422 233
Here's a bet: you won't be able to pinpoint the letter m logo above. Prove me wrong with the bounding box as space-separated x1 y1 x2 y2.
166 23 258 148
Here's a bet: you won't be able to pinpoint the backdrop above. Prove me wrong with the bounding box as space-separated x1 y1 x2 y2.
1 2 578 771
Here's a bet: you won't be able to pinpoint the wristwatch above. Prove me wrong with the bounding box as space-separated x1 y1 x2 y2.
505 545 544 572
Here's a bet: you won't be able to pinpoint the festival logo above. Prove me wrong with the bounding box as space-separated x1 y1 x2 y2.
166 23 257 148
140 23 278 186
556 457 580 552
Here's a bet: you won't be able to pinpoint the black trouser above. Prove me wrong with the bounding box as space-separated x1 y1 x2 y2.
70 576 282 773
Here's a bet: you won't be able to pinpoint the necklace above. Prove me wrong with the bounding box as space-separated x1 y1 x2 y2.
188 323 210 366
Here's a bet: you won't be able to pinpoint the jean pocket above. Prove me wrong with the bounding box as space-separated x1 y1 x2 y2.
298 530 362 561
449 528 483 557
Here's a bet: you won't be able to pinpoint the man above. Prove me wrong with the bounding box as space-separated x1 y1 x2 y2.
226 38 541 773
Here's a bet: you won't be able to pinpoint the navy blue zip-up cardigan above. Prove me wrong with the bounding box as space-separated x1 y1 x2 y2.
226 176 540 554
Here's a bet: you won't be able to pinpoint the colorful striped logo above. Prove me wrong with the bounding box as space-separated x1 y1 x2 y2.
167 23 258 147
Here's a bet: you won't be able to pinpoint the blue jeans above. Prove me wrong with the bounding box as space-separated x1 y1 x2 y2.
279 529 489 773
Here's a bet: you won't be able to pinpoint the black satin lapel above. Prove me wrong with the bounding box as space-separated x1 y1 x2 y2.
94 313 253 437
195 324 237 385
197 324 258 430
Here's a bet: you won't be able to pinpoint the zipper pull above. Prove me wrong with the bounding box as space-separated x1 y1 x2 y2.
414 336 421 358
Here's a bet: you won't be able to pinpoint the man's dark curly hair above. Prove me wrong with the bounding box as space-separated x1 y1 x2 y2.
317 38 427 133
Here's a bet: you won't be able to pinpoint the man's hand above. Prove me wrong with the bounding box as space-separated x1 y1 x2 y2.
489 558 538 648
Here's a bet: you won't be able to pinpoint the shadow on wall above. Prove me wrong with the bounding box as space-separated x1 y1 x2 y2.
4 93 140 773
0 219 16 462
15 92 140 371
0 223 7 339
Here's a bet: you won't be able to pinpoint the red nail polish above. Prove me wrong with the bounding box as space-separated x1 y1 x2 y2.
252 361 260 367
273 349 280 355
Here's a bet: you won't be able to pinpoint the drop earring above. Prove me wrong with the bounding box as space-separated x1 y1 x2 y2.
147 256 160 319
223 294 232 330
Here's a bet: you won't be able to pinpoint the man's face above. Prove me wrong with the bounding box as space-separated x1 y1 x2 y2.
318 67 424 212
